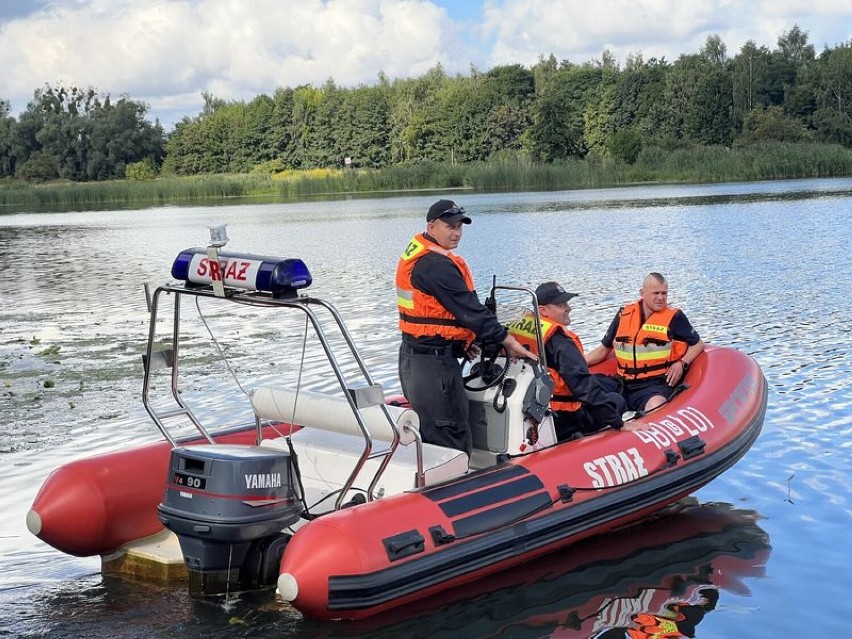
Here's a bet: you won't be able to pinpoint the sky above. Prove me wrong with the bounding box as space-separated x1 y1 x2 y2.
1 0 850 131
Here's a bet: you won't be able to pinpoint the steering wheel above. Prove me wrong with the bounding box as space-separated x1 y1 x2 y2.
463 343 508 392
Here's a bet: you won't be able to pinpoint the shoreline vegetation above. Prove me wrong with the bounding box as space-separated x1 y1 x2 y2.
2 142 851 211
4 28 852 210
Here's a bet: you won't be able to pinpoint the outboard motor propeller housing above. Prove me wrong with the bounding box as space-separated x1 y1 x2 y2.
158 444 302 595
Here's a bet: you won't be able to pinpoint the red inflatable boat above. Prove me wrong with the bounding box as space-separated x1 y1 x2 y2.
326 500 771 636
27 243 767 621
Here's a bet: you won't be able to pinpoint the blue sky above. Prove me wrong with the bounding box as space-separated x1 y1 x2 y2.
433 0 484 23
1 1 850 130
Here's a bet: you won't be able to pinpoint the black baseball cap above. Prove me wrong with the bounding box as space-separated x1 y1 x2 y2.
535 281 578 306
426 199 471 225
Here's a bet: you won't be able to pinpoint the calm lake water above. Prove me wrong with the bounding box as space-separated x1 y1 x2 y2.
1 178 851 638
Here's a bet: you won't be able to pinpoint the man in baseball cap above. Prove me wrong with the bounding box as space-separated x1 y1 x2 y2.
395 200 530 456
425 199 472 225
506 281 624 441
534 281 577 306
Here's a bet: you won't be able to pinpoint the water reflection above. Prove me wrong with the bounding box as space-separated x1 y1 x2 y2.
1 575 302 639
2 178 850 637
315 501 769 639
0 501 768 639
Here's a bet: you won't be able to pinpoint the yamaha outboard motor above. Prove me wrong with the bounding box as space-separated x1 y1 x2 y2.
158 444 303 596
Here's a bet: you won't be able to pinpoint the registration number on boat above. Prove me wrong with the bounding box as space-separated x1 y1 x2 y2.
173 472 206 490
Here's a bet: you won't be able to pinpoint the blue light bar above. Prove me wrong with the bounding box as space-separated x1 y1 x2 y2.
171 248 312 296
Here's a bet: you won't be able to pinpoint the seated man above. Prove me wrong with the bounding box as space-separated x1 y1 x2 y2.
585 272 704 413
506 281 624 441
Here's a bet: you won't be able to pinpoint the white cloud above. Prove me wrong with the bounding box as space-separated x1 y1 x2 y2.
1 0 850 129
0 0 466 127
481 0 852 67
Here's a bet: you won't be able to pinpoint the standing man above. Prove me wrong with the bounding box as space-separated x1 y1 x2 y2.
586 272 704 413
396 199 530 455
506 281 625 441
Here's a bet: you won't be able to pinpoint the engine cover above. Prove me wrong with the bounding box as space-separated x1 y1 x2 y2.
158 444 302 582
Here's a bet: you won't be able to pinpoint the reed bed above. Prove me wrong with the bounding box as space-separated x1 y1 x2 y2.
2 143 850 211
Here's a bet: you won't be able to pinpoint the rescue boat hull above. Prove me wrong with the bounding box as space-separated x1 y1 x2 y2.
26 424 292 557
326 500 770 636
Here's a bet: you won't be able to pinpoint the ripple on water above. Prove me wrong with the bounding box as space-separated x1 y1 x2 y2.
2 182 852 638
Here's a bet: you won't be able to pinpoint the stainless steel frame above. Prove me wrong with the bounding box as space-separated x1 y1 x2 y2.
141 283 415 509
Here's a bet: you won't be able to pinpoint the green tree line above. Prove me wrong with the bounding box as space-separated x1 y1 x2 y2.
1 25 851 182
0 86 164 181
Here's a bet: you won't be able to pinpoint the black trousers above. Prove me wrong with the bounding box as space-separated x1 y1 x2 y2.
553 380 625 442
552 408 597 442
398 341 471 456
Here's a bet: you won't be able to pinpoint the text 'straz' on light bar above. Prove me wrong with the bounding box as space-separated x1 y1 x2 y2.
171 248 312 296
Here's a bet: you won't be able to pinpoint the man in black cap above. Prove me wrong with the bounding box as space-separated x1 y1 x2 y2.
396 199 531 456
507 281 624 441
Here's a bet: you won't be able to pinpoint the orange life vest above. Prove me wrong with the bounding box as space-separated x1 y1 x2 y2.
395 233 476 345
626 612 685 638
613 301 688 381
506 312 583 412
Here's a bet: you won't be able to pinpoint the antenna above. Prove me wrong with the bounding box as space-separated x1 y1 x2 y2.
485 275 497 315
